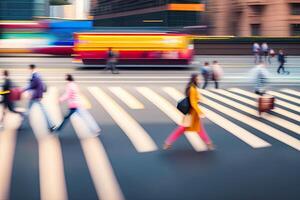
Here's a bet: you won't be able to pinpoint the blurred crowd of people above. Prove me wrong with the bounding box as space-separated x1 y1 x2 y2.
0 65 100 136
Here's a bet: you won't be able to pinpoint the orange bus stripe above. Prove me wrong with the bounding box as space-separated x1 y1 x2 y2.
167 4 205 12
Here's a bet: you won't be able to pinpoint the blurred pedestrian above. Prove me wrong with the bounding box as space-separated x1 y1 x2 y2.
269 49 275 64
23 64 55 132
250 62 269 95
200 62 211 89
253 42 260 64
0 70 24 128
261 42 270 63
54 74 100 135
163 74 214 150
277 49 289 75
211 61 223 89
104 47 119 74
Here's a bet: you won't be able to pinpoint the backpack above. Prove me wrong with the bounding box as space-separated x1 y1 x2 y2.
177 97 190 115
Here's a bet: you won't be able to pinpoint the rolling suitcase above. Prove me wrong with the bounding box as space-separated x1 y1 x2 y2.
258 95 275 115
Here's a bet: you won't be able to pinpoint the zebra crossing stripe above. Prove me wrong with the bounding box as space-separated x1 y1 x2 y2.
88 87 157 153
229 88 300 113
71 116 125 200
49 87 124 200
281 89 300 97
109 87 144 109
79 93 92 109
206 90 300 134
214 89 300 122
196 91 300 151
267 91 300 105
29 103 68 200
163 87 270 148
0 112 22 200
137 87 211 152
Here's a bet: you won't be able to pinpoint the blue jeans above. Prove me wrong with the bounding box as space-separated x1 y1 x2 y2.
28 99 54 129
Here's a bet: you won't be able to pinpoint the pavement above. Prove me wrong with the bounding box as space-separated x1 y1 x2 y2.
0 56 299 200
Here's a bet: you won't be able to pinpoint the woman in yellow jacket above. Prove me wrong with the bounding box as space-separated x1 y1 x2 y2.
164 73 215 150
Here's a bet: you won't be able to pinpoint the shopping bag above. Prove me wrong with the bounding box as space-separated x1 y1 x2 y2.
8 88 22 101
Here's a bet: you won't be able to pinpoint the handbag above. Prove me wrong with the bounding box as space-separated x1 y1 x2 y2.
182 114 192 127
8 87 22 101
177 97 190 114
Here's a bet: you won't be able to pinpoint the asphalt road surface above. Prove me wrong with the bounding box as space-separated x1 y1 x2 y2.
0 56 299 200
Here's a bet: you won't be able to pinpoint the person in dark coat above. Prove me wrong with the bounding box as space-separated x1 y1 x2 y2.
277 49 289 74
0 70 24 128
104 48 119 74
23 64 55 131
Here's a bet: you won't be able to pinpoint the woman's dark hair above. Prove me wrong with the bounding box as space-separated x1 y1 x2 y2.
185 73 199 96
66 74 74 81
3 70 9 77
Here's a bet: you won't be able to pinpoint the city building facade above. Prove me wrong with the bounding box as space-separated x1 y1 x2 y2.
207 0 300 36
0 0 49 20
91 0 206 27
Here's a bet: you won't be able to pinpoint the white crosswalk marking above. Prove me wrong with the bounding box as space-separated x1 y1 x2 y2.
137 87 209 152
163 87 271 148
203 90 300 134
214 89 300 122
229 88 300 113
29 103 68 200
195 91 300 151
71 116 125 200
0 112 22 200
88 87 157 153
109 87 144 109
267 91 300 105
50 87 124 200
281 89 300 97
79 93 92 109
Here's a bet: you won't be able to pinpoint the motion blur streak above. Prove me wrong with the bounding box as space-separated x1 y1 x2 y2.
0 113 22 200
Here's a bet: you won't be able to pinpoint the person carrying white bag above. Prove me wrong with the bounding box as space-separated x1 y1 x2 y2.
54 74 100 136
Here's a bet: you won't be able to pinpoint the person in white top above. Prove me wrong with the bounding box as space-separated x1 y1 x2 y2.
211 61 223 89
261 42 270 64
250 62 269 95
253 42 260 64
54 74 100 135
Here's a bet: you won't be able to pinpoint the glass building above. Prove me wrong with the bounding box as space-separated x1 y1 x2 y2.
91 0 205 27
0 0 49 20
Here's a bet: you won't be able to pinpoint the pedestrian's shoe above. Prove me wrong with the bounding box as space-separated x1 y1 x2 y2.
49 126 57 133
285 71 290 75
206 143 215 151
163 143 172 150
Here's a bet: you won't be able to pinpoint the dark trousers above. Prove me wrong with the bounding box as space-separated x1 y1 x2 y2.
1 100 23 122
202 75 209 89
56 108 77 131
277 62 286 74
105 61 118 73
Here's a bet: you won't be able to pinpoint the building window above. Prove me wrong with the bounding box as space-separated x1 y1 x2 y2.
290 3 300 15
251 24 261 36
291 24 300 36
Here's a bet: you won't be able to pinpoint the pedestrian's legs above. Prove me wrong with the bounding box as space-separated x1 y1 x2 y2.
77 108 101 134
277 63 283 74
165 126 186 145
7 101 24 116
202 76 208 89
214 80 219 89
198 123 212 145
56 108 77 131
36 100 54 129
111 62 118 74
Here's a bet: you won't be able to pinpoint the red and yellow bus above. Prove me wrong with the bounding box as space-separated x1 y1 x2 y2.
73 32 194 65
